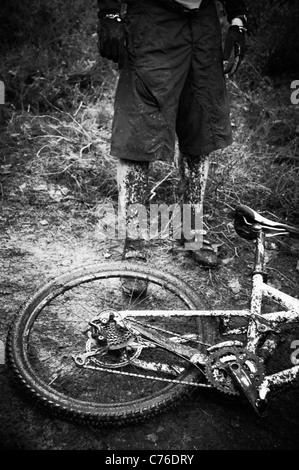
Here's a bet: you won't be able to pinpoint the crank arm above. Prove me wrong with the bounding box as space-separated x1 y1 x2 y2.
227 363 268 417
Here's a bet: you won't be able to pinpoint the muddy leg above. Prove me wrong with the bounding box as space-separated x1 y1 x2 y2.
117 158 149 296
178 152 219 268
117 158 149 255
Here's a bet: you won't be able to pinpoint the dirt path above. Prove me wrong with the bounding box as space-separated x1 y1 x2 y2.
1 127 299 451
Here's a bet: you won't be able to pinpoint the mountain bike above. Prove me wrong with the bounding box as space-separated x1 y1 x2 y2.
6 205 299 426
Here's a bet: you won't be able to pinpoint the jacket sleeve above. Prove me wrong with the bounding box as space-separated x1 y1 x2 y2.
97 0 121 13
222 0 247 22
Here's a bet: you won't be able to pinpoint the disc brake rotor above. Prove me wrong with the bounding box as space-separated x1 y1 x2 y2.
205 346 264 396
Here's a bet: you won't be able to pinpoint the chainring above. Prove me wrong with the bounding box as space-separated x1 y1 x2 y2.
205 346 264 396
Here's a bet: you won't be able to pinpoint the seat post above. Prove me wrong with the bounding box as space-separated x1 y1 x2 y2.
252 223 266 276
247 224 267 352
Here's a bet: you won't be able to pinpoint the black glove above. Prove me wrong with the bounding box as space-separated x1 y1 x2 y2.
97 12 126 69
223 25 246 76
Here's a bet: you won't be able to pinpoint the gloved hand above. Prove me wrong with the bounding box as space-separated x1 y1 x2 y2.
97 13 126 69
223 25 246 76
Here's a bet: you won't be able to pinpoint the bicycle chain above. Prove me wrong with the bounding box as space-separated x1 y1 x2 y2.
81 345 264 394
77 314 214 388
83 360 211 388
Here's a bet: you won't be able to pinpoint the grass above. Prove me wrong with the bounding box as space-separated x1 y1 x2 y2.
1 0 299 234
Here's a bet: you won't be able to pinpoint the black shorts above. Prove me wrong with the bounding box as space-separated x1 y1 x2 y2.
110 0 232 162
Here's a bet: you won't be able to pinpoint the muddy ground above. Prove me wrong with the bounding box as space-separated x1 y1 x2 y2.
1 121 299 452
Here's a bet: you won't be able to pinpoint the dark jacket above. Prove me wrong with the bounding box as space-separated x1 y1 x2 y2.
97 0 247 22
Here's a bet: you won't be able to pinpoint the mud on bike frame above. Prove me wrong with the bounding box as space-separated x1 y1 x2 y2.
6 204 299 425
112 205 299 416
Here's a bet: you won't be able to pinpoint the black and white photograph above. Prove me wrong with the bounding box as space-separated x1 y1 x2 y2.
0 0 299 453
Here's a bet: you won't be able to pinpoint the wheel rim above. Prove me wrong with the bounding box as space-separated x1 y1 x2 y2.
9 263 203 421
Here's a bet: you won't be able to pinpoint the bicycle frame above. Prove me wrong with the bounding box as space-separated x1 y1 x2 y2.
119 224 299 415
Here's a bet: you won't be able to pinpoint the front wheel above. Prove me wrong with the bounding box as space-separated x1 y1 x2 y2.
7 262 210 425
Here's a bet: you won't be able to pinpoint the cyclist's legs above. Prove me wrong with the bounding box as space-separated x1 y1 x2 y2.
113 1 230 269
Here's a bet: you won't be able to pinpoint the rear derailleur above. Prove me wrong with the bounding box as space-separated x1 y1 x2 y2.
72 310 143 369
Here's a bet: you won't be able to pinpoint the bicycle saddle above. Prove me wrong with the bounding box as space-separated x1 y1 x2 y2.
234 204 299 240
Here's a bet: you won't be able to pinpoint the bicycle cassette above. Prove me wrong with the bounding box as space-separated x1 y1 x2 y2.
205 345 264 396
